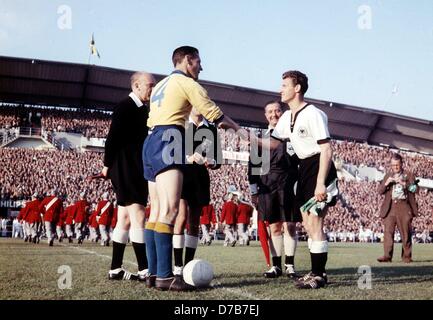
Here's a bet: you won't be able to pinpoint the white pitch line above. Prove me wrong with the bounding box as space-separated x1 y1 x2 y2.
211 280 262 300
61 243 262 300
60 244 137 267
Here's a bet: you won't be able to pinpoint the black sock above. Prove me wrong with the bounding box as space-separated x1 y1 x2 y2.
111 241 126 270
285 255 294 265
272 256 282 269
310 252 322 276
132 242 148 271
174 247 184 267
184 247 196 265
320 252 328 275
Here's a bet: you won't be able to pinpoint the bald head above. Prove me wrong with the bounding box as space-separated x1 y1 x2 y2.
130 72 156 103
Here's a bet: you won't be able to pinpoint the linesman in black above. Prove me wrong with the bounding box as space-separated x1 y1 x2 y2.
102 72 156 282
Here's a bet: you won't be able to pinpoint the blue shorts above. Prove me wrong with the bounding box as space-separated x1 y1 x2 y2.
142 125 186 182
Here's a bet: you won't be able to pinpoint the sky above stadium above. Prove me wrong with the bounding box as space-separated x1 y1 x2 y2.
1 0 433 121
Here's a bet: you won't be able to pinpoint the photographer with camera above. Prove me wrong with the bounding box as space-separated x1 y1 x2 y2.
377 153 419 263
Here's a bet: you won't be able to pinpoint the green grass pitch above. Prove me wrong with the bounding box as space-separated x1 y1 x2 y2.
1 238 432 300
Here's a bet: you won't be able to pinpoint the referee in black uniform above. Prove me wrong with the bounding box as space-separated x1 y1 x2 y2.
254 71 337 289
248 101 299 279
102 71 156 282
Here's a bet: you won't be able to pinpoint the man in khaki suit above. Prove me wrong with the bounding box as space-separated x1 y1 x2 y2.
377 153 418 263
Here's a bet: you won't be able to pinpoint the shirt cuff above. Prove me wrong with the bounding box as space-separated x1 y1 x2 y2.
249 184 258 195
213 114 225 125
317 138 330 144
270 135 285 142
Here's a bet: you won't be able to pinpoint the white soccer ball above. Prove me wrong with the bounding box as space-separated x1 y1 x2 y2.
183 259 214 287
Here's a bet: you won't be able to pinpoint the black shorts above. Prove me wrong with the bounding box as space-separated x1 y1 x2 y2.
258 173 301 223
296 153 338 211
181 164 210 210
109 145 148 207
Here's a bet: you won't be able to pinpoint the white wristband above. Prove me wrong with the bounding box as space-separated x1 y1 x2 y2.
249 184 258 195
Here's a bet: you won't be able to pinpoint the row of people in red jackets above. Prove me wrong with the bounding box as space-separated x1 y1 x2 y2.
18 190 253 247
17 191 119 246
200 196 254 246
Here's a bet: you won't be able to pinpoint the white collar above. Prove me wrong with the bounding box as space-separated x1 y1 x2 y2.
129 92 143 108
189 115 209 128
265 125 275 135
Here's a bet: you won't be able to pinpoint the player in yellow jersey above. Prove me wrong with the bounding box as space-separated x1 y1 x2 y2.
142 46 241 291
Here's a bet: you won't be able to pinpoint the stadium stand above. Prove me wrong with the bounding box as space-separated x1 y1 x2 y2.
0 103 111 138
1 56 433 153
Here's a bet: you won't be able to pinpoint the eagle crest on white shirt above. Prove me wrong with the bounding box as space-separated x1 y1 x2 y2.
297 126 308 138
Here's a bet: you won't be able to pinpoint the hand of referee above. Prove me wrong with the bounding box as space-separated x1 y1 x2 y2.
101 166 109 179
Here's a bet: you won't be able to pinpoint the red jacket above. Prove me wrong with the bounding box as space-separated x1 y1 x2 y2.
64 205 75 225
89 211 99 229
236 202 253 224
73 200 89 224
26 200 42 224
95 200 113 226
20 200 40 223
111 207 118 229
28 210 42 224
57 206 67 227
17 206 27 222
200 204 216 225
221 201 237 225
40 196 63 223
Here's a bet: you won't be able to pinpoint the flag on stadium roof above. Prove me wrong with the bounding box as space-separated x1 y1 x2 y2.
90 33 100 58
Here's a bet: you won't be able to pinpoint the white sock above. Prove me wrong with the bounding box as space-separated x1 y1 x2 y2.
185 235 198 249
270 235 283 257
310 240 328 253
173 234 185 249
284 233 297 257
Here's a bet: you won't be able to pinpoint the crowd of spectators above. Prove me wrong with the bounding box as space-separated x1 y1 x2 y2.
217 127 255 153
0 104 21 128
0 104 42 128
41 109 111 139
0 115 19 129
0 148 114 204
0 104 111 139
0 147 432 241
208 162 250 213
332 140 433 179
324 179 433 242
